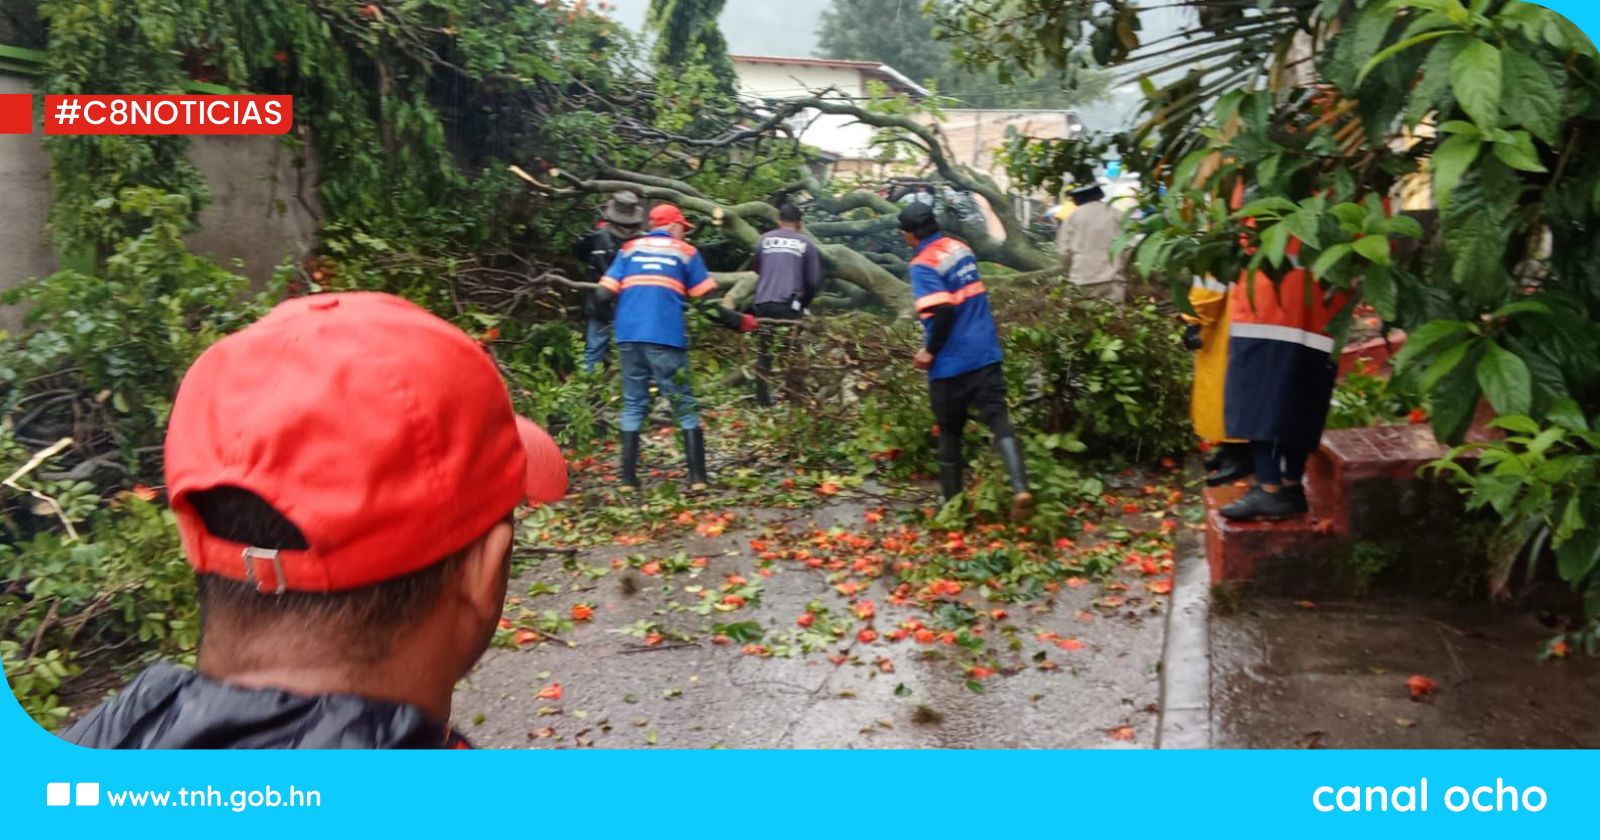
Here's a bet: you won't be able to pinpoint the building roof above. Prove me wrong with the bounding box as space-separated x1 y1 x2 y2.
729 54 929 98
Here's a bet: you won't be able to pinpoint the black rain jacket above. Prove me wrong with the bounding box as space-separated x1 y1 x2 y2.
61 662 467 749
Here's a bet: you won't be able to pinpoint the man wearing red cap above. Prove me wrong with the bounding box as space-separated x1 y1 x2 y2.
597 203 757 491
62 292 568 749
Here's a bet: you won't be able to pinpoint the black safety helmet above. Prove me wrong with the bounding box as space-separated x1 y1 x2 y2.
897 202 939 239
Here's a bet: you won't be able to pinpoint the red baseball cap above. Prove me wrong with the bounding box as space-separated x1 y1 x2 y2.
648 203 695 230
164 292 567 594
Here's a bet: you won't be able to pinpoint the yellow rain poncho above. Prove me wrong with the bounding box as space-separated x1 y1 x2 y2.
1184 275 1242 444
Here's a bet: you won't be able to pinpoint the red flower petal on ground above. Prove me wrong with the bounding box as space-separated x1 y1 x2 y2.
969 666 995 679
1294 600 1318 609
914 628 936 644
817 482 842 496
827 654 848 665
1406 675 1437 700
640 561 661 576
742 644 767 656
570 603 594 621
536 683 563 700
514 629 540 646
887 628 909 641
1147 579 1173 595
498 617 513 631
989 609 1008 621
853 600 876 620
877 658 894 673
675 511 696 525
644 633 664 646
1065 577 1088 589
131 484 158 502
865 508 885 524
724 574 748 587
692 556 709 568
796 613 815 628
1408 407 1429 425
711 634 732 645
1109 727 1135 742
1056 638 1084 652
721 594 746 608
857 628 878 644
1550 640 1572 658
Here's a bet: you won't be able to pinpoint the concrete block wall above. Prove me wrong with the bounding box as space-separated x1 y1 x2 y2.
0 73 321 334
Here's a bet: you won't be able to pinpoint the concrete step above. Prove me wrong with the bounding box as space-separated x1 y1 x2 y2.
1205 425 1478 596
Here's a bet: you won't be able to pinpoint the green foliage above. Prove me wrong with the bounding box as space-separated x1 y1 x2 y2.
817 0 1112 110
3 188 264 453
646 0 737 96
0 473 195 727
935 0 1600 639
1432 414 1600 651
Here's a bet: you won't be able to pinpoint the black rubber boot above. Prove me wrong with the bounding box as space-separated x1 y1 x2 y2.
1220 486 1301 521
618 431 642 492
683 427 710 491
995 436 1035 522
1205 442 1255 487
937 461 965 503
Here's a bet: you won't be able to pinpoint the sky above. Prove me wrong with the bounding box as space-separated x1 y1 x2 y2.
600 0 831 57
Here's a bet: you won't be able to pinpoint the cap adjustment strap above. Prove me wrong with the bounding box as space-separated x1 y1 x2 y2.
242 546 287 596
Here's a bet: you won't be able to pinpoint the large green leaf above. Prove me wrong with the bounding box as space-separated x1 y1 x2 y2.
1476 341 1533 415
1352 234 1392 266
1555 530 1600 585
1429 348 1485 444
1408 35 1468 127
1363 265 1398 320
1392 319 1471 374
1429 133 1481 208
1450 38 1502 128
1500 47 1562 144
1491 130 1546 173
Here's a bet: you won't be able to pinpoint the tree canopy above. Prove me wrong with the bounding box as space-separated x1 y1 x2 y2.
816 0 1111 110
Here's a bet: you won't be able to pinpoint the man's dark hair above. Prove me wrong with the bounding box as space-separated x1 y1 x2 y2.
897 202 939 240
190 486 473 663
778 204 803 224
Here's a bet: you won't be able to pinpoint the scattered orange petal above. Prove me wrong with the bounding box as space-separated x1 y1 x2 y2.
570 603 594 621
536 683 562 700
857 628 878 644
640 561 661 576
644 632 664 646
514 628 540 647
1109 726 1135 742
1406 675 1438 700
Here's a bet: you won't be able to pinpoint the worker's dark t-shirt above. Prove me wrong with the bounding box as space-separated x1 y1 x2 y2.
753 229 823 307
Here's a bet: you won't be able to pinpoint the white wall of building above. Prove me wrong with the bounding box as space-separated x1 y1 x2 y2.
733 60 883 161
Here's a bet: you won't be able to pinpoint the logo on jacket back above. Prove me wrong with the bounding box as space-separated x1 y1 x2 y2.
762 236 809 258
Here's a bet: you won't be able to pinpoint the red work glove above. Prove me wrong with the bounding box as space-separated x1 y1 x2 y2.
739 313 759 333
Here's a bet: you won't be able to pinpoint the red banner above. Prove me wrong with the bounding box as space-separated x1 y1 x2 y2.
43 95 292 135
0 94 32 135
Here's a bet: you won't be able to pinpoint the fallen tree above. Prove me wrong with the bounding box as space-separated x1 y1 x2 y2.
514 88 1062 317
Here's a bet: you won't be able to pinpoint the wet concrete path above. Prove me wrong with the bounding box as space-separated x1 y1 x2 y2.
1211 598 1600 748
454 499 1167 749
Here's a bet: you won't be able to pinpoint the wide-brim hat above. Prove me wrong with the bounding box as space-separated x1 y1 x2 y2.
601 190 646 228
1069 184 1106 205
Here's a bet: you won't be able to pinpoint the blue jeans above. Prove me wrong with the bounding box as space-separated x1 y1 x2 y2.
619 342 700 432
583 318 612 372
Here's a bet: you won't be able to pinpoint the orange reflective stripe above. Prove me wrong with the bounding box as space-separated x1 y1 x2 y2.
621 275 687 295
599 277 621 292
687 278 718 298
951 280 986 303
915 291 955 311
